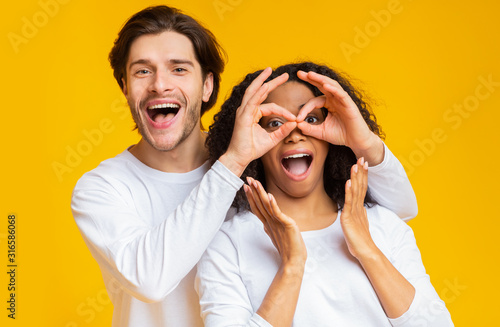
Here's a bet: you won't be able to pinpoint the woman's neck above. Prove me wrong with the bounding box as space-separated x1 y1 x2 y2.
270 185 338 232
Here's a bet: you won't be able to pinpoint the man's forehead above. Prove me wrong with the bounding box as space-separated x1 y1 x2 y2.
127 31 198 66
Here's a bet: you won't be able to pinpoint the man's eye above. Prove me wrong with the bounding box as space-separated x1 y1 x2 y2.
174 68 187 73
136 69 150 75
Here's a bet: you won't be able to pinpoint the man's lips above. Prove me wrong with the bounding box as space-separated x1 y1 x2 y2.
146 98 182 109
144 100 182 127
147 102 180 110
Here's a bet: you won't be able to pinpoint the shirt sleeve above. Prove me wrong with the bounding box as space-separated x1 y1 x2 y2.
378 207 454 326
195 226 273 327
71 160 243 303
367 143 418 221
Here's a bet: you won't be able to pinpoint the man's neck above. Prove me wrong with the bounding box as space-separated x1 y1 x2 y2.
129 131 208 173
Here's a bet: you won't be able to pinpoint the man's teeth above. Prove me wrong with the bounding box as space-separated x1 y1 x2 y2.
148 103 180 110
284 154 310 159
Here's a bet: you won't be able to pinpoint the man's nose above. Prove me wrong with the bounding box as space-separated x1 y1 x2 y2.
149 70 174 94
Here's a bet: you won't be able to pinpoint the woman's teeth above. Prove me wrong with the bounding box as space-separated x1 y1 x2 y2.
282 154 312 176
283 153 310 159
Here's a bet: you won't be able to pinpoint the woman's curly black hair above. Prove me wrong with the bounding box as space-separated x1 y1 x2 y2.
207 62 384 212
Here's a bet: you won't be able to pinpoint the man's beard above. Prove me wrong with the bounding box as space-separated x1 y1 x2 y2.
129 98 201 152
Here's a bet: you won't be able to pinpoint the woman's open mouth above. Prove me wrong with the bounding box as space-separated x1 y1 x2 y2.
281 152 313 179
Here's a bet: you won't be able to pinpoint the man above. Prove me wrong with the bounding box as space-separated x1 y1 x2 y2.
71 5 417 327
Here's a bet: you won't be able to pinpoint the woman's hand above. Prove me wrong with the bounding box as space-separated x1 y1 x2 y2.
220 68 298 176
244 177 306 326
244 177 307 267
340 157 378 260
341 158 417 319
296 71 384 165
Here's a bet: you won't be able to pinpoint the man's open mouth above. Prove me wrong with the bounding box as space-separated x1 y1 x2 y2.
147 103 180 123
281 153 312 176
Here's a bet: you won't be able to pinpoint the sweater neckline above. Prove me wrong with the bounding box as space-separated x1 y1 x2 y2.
120 147 210 183
300 210 341 238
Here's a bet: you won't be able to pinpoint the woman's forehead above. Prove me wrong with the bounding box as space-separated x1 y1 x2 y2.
264 82 315 109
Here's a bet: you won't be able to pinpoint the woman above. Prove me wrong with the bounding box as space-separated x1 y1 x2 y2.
197 62 453 326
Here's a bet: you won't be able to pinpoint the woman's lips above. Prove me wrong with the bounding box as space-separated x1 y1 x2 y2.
281 150 313 181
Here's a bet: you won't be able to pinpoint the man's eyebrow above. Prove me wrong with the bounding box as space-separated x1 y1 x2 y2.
169 59 194 67
128 59 151 70
128 59 195 70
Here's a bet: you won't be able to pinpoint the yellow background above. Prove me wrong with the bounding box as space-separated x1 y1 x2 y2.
1 0 498 325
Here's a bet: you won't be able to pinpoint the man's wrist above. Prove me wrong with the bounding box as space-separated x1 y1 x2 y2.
352 135 384 166
218 152 247 177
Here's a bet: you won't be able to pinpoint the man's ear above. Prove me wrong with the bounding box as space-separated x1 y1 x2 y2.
202 72 214 103
121 77 128 96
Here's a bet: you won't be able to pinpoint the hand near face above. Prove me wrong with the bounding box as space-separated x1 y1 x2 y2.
221 68 298 176
295 71 384 165
244 177 307 266
340 158 378 260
